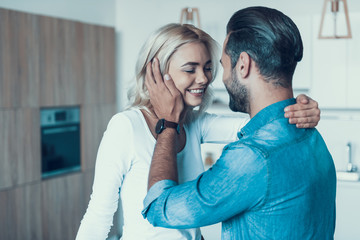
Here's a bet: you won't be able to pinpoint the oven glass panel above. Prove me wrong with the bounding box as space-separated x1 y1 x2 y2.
40 107 81 178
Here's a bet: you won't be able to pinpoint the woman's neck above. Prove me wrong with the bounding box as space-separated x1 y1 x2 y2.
146 105 191 125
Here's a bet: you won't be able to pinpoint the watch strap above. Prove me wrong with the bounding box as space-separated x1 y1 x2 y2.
163 120 179 130
156 118 180 134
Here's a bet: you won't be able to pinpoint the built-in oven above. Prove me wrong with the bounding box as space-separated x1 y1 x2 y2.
40 107 81 178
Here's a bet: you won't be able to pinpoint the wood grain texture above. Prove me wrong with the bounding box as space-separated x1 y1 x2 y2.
0 9 12 108
0 109 16 189
0 108 40 190
0 9 40 108
38 15 58 106
0 7 117 240
81 103 117 170
15 108 41 186
82 24 116 105
0 183 42 240
41 173 86 240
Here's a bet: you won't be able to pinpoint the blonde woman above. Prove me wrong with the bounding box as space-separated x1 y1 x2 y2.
76 23 320 240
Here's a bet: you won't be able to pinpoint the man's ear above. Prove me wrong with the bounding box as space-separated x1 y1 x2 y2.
236 52 251 78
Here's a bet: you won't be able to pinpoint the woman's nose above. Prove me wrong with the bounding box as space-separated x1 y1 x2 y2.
196 71 209 84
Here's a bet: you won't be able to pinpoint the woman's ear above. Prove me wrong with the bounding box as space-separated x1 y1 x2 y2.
236 52 251 78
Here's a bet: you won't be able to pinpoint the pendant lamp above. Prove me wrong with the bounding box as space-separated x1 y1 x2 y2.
318 0 352 39
180 7 201 28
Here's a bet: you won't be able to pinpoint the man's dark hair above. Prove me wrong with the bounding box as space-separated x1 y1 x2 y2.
225 6 303 87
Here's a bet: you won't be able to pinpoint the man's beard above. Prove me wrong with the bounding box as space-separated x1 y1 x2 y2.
225 71 250 114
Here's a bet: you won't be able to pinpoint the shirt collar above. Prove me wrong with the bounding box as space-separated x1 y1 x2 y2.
238 98 296 139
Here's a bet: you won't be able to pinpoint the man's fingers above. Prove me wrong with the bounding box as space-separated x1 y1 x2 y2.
296 94 310 104
152 58 164 85
288 116 319 127
285 101 316 112
296 122 317 128
145 61 156 87
285 108 321 118
163 74 180 97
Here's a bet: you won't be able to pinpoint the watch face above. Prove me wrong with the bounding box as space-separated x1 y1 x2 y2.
155 119 165 134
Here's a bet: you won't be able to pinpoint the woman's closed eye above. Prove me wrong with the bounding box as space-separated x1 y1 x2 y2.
204 66 212 72
183 68 196 73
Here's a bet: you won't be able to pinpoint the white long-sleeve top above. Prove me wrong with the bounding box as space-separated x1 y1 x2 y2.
76 108 249 240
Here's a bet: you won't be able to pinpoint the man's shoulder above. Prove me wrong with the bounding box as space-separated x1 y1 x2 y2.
218 141 268 180
251 118 315 154
222 139 266 163
225 117 316 161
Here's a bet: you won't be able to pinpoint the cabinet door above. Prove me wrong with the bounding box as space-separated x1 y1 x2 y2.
335 182 360 240
311 15 347 108
347 13 360 108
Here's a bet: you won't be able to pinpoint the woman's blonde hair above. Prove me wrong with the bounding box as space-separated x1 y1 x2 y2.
126 23 220 116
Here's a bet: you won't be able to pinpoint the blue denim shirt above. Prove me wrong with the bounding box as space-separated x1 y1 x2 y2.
142 98 336 240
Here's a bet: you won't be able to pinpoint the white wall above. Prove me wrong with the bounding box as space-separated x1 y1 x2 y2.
115 0 360 109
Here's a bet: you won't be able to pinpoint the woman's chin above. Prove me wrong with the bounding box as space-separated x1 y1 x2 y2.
184 102 202 109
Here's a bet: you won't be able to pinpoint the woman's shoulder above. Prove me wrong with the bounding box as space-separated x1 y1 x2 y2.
186 110 218 126
106 108 143 131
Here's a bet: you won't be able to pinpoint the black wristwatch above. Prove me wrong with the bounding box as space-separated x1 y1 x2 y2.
155 119 180 135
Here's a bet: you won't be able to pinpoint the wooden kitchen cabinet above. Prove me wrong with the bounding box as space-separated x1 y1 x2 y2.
0 183 42 240
0 7 117 240
311 13 360 109
0 9 40 108
0 108 41 191
81 104 117 171
41 173 87 240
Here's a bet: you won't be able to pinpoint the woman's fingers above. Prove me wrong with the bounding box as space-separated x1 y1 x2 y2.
284 94 320 128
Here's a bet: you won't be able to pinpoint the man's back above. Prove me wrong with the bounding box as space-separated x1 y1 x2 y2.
222 98 336 239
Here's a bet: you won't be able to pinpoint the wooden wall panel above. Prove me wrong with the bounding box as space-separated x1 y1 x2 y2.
38 15 58 107
82 25 116 105
81 104 117 170
0 188 13 240
0 109 16 189
73 22 85 104
82 24 98 105
15 10 40 107
0 183 42 240
0 108 40 190
15 108 41 185
52 18 83 106
0 9 12 108
100 27 116 104
0 9 40 108
14 183 43 240
0 7 117 240
41 173 86 240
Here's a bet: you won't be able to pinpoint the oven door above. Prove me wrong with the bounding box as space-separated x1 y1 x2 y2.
40 107 81 178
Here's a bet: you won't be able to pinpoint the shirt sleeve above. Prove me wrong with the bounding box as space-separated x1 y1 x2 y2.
142 144 268 228
199 113 249 144
76 113 133 240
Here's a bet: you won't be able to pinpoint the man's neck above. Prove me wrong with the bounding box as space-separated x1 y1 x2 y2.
249 84 293 118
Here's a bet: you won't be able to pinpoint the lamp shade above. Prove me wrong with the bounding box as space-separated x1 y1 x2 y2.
180 7 201 28
319 0 352 39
